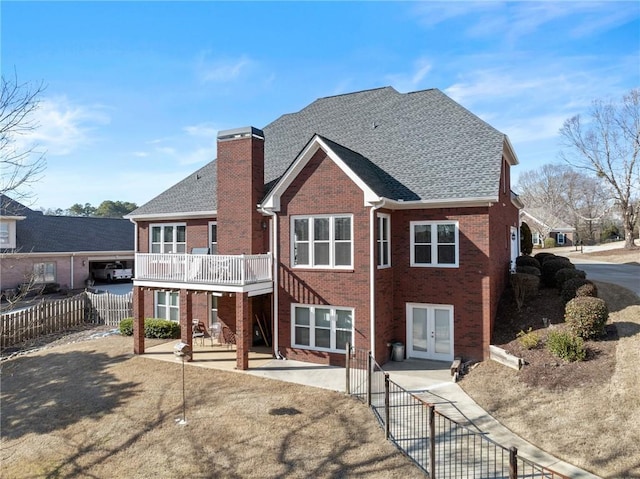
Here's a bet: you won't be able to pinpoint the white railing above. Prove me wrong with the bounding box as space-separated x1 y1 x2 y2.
135 253 273 286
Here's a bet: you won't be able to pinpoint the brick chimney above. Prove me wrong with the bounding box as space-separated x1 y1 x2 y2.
216 126 265 255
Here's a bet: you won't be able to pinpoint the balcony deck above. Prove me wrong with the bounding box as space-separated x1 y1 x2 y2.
133 252 273 295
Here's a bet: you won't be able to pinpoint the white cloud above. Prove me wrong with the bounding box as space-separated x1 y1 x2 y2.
196 52 253 83
386 58 433 92
132 151 148 158
17 96 110 156
183 123 218 138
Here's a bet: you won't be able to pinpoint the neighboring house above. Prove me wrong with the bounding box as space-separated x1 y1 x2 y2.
0 194 135 294
126 87 521 370
520 208 575 247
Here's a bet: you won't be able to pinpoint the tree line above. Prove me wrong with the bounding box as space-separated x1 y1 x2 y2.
41 200 138 218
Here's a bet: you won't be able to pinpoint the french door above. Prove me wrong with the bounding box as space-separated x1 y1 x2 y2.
406 303 454 361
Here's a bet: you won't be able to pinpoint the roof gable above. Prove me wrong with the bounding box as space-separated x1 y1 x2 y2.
261 135 382 211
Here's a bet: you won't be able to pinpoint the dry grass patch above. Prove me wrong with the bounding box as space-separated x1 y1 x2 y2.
1 336 422 478
461 282 640 478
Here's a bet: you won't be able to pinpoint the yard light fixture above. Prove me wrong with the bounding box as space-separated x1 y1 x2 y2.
173 342 191 426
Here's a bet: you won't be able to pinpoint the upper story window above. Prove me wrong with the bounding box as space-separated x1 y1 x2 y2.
150 224 186 253
377 213 391 268
209 221 218 254
292 215 352 269
0 222 10 246
410 221 459 268
33 262 56 283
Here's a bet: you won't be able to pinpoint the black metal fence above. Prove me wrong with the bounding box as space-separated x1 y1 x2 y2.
345 346 570 479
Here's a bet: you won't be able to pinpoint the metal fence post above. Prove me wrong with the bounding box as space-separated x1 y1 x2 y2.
345 342 351 395
384 373 390 439
367 352 372 407
429 405 436 479
509 446 518 479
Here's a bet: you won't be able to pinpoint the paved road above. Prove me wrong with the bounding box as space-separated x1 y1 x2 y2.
569 258 640 297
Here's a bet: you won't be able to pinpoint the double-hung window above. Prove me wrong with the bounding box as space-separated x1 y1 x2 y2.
377 214 390 268
557 233 566 245
292 304 353 352
155 291 179 321
209 221 218 254
410 221 459 267
292 215 352 268
33 262 56 282
150 224 186 253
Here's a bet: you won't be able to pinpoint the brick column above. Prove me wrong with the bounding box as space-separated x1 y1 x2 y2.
133 287 145 354
236 292 251 370
179 289 193 361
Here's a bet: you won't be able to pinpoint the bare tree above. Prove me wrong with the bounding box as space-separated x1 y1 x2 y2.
0 71 47 201
559 89 640 249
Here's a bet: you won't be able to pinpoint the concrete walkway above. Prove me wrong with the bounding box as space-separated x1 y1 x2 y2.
145 342 600 478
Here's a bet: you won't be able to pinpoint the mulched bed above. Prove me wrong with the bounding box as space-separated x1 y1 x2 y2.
492 286 617 391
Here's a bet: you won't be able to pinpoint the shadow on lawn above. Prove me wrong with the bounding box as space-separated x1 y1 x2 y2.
0 350 139 441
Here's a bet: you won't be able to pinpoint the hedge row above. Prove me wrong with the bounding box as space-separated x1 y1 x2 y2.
119 318 181 339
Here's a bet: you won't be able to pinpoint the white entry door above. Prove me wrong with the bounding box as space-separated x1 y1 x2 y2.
406 304 454 361
510 226 519 272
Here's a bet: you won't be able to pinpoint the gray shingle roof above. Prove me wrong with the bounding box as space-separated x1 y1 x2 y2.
1 195 134 253
129 87 507 217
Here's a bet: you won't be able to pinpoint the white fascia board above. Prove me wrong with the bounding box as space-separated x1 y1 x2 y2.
261 135 381 211
503 136 519 166
382 196 497 210
0 216 26 221
124 210 217 221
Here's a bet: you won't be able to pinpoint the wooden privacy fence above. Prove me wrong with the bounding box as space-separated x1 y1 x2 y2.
0 291 133 349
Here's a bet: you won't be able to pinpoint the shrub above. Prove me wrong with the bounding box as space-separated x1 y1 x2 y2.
534 252 555 264
119 318 134 336
554 268 586 291
576 281 598 298
543 237 557 249
561 278 596 302
515 256 541 269
520 222 533 255
565 296 609 339
516 265 541 276
541 258 575 287
517 328 540 349
546 330 586 362
510 273 540 310
145 318 181 339
118 318 180 339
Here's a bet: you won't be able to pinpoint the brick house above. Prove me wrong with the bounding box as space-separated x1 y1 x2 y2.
520 208 575 247
0 194 134 295
126 87 521 370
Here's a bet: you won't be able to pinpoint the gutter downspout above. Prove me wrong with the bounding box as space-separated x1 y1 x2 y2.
369 200 386 358
259 206 278 356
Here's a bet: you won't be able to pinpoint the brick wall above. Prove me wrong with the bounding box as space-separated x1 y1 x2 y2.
391 207 491 361
277 148 370 366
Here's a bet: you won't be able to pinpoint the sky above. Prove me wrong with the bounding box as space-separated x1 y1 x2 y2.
2 1 639 212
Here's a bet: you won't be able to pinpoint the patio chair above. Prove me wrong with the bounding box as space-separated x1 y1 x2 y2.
209 322 222 345
221 325 236 350
192 319 206 346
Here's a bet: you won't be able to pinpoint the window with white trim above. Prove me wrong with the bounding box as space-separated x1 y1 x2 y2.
292 304 353 352
33 262 56 282
150 224 186 253
377 213 391 268
292 215 352 268
532 232 542 245
557 233 566 245
155 291 179 321
0 222 10 246
410 221 459 267
209 221 218 254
